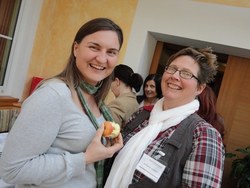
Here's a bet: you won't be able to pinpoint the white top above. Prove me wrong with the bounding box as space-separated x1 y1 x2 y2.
0 79 105 188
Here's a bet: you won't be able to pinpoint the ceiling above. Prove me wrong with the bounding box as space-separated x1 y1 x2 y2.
151 32 250 59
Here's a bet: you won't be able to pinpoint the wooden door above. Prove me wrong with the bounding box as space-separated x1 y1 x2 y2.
217 56 250 187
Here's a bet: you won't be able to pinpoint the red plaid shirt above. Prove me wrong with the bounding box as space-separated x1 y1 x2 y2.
123 108 225 188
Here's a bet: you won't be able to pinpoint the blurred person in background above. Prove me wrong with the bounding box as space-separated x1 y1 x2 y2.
107 64 143 128
197 85 225 141
137 74 162 108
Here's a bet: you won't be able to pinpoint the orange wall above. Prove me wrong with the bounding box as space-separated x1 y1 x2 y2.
22 0 138 100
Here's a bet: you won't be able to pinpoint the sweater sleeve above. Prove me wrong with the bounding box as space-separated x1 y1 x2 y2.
0 83 85 186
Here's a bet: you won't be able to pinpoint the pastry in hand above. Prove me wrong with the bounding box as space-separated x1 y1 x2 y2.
102 121 120 139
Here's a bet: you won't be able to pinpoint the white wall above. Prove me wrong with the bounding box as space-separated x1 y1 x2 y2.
124 0 250 77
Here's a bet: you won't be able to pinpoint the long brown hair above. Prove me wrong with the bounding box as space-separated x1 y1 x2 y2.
197 86 225 138
56 18 123 104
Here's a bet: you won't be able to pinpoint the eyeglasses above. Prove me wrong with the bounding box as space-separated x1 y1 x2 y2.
164 66 199 81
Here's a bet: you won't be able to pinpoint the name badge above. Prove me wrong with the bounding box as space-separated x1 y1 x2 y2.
136 153 166 183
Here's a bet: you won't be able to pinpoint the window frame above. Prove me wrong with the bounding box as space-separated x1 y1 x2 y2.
0 0 43 100
0 0 22 87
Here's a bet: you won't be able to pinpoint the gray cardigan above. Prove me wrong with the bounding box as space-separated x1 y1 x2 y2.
0 79 104 187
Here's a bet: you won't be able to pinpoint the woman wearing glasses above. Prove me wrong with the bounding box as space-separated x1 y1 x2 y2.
105 47 225 188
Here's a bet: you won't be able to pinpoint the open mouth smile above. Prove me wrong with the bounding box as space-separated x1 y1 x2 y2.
90 64 105 70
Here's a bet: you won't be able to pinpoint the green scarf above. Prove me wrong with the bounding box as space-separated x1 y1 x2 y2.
76 80 113 188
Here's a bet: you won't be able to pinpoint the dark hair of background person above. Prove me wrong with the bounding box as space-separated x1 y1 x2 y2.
197 86 225 139
55 18 123 104
142 74 162 100
112 64 143 92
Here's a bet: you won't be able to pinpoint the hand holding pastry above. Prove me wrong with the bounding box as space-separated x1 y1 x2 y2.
85 123 123 164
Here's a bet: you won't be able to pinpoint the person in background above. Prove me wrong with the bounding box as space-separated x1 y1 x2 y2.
197 85 225 141
0 18 123 188
105 47 225 188
107 64 143 128
137 74 162 108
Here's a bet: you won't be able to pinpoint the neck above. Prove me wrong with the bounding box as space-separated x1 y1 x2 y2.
145 97 157 105
163 98 196 111
79 80 102 95
120 85 133 95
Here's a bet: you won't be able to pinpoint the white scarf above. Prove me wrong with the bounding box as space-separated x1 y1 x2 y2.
104 98 199 188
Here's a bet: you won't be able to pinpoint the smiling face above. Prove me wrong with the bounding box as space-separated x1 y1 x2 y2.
144 80 157 100
161 55 205 109
73 30 120 85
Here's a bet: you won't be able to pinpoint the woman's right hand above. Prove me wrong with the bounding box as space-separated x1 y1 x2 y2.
85 124 123 164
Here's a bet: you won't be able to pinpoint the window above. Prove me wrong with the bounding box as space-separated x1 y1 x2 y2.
0 0 43 99
0 0 22 86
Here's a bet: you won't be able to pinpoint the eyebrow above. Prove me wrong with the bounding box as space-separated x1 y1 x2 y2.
169 65 193 72
88 42 119 52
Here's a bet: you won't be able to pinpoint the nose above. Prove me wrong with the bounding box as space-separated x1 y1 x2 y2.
145 86 150 91
96 51 108 63
171 70 181 80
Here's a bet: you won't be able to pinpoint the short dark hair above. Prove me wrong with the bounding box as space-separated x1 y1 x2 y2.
113 64 143 92
166 47 218 84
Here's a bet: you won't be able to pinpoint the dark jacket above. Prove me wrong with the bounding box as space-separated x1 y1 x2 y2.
128 113 203 188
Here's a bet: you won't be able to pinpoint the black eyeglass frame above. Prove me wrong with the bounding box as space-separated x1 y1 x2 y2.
164 66 199 82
